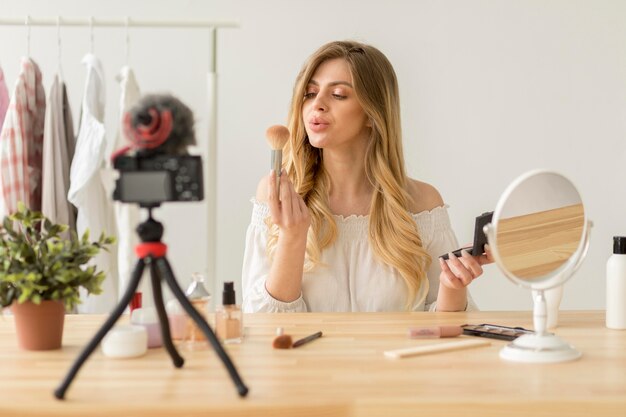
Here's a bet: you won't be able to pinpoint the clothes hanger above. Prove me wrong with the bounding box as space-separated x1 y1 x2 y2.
57 16 64 81
25 15 31 58
89 16 95 55
125 16 131 67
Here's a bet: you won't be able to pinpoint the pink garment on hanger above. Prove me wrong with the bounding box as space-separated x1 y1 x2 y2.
0 67 9 131
0 58 46 214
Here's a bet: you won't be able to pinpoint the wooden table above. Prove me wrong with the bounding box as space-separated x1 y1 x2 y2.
1 311 625 416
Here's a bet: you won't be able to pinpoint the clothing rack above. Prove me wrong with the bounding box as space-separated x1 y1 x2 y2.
0 16 239 293
0 17 238 28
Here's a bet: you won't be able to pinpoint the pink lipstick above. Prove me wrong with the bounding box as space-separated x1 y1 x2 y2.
407 326 463 339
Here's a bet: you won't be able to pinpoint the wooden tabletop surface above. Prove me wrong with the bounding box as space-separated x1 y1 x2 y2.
1 311 625 416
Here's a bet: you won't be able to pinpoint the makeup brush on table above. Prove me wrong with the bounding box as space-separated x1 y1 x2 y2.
265 125 290 194
272 328 323 349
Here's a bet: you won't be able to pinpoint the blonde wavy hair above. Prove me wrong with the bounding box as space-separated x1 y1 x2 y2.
267 40 431 309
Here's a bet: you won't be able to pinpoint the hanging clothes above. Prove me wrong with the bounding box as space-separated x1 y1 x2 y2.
0 66 9 218
41 75 77 233
0 58 46 217
0 66 9 131
68 53 118 314
111 66 143 301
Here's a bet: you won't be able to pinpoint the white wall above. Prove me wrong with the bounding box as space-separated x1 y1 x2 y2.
1 0 625 311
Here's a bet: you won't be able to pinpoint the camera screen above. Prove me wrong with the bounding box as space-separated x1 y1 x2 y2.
118 171 171 203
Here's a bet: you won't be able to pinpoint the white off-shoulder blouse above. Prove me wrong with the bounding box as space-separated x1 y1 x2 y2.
241 200 477 313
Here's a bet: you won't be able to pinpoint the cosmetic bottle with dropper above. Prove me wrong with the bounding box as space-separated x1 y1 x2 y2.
215 282 243 344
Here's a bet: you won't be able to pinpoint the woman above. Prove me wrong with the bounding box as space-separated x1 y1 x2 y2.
242 40 491 312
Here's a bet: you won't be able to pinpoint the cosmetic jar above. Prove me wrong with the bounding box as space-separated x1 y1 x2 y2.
102 324 148 359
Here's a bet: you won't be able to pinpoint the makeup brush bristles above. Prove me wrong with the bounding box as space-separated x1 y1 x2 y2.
272 327 293 349
272 335 293 349
265 125 290 150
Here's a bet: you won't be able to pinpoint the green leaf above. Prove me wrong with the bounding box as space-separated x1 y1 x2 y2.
2 216 10 229
43 218 52 233
81 229 90 244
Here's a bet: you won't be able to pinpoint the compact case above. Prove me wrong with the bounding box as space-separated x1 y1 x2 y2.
440 211 494 260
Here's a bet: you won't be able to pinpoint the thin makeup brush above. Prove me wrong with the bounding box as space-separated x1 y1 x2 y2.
265 125 290 194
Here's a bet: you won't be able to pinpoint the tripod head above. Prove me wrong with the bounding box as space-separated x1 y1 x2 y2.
136 207 164 243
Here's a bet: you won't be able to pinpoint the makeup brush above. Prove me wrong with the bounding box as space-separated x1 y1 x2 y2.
265 125 290 194
272 328 323 349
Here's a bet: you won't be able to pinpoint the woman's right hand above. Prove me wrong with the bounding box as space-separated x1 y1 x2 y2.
267 170 311 240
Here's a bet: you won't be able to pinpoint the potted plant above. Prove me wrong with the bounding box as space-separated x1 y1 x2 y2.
0 202 115 350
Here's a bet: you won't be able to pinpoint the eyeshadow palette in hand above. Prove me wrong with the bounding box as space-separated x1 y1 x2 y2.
440 211 493 260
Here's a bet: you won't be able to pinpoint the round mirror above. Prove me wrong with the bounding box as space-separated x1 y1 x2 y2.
492 171 587 289
484 170 592 363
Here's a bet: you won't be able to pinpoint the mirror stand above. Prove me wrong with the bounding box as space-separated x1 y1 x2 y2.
497 219 591 363
500 288 581 363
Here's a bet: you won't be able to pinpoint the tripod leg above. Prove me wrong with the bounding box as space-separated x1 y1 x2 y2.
156 257 249 397
149 259 184 368
54 260 146 400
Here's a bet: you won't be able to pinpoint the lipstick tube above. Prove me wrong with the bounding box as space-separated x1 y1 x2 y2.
408 326 462 339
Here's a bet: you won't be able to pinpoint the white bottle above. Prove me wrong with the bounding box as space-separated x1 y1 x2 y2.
606 236 626 329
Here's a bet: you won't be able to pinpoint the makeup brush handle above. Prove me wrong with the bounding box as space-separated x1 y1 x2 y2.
292 331 323 348
384 339 490 359
271 150 282 192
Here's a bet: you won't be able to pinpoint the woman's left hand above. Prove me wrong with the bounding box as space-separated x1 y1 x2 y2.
438 245 493 290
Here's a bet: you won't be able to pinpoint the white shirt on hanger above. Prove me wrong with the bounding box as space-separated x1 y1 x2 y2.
110 66 143 302
68 53 119 313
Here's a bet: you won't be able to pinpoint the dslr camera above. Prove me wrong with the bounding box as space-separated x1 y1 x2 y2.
112 94 204 207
